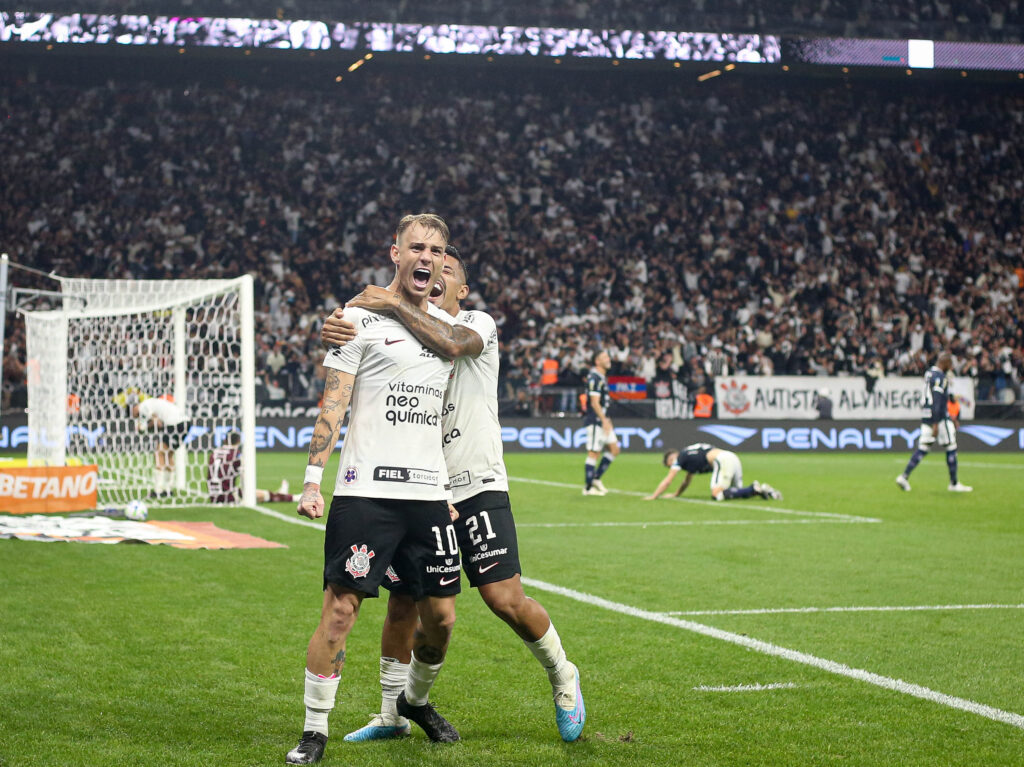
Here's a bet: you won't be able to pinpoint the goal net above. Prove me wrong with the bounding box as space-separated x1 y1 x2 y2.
24 276 256 508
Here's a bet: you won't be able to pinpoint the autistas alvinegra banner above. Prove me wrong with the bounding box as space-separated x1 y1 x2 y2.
715 375 975 420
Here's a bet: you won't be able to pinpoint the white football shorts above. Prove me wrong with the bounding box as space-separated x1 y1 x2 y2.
710 450 743 492
918 418 957 451
585 423 619 453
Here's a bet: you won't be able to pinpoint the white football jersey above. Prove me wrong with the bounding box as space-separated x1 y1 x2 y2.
323 304 455 501
443 309 509 504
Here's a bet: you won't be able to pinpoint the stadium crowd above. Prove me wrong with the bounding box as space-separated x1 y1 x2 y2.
9 0 1024 42
2 69 1023 412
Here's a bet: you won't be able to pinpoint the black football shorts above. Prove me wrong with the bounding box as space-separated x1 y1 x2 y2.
455 490 522 588
383 490 522 594
323 495 461 599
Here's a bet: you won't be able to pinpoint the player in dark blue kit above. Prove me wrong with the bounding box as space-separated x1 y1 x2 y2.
582 350 619 496
896 351 972 492
644 443 781 501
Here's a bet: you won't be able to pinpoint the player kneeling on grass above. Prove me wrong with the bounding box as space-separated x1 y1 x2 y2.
644 443 782 501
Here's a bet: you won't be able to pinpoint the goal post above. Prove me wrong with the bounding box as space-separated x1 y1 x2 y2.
23 275 256 508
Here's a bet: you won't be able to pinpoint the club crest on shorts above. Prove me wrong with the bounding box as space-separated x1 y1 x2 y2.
345 544 375 578
344 466 358 485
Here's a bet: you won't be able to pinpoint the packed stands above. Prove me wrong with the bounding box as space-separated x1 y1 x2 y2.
2 66 1022 411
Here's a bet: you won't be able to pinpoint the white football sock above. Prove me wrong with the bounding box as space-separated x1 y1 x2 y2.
380 656 410 717
161 468 175 493
525 622 574 686
152 468 164 493
405 652 444 706
303 668 340 736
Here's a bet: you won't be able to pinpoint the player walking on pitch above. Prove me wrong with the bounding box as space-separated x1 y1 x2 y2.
286 214 461 765
582 349 619 496
896 351 972 492
323 244 586 743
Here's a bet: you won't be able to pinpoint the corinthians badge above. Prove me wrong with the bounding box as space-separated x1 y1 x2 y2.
344 543 375 578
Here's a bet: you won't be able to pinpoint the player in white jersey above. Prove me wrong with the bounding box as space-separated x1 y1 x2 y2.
323 245 586 743
285 215 461 766
132 396 188 498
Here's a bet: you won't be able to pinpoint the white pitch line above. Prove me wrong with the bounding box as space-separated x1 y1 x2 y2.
959 462 1024 470
522 577 1024 731
695 683 799 692
247 504 325 531
508 475 881 523
517 518 867 529
665 604 1024 616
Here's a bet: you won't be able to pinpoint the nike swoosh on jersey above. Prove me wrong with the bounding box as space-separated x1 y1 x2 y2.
439 575 459 586
477 562 500 574
384 338 404 345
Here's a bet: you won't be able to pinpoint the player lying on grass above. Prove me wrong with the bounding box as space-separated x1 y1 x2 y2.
644 443 782 501
207 431 301 504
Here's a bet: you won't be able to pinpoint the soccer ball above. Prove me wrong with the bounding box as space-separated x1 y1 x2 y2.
124 499 149 522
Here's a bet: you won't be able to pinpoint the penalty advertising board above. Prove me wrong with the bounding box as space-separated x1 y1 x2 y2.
2 418 1023 454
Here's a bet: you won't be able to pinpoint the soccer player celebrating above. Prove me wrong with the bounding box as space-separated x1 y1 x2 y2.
644 443 782 501
322 244 586 743
286 214 461 765
896 351 972 492
582 349 619 496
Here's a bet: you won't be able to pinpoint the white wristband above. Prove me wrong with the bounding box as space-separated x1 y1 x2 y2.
304 465 324 486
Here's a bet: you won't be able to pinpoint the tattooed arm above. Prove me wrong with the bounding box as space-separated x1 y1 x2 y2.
320 307 357 349
297 368 355 520
347 285 483 360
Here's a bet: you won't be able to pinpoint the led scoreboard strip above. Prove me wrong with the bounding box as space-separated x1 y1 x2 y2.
2 11 1022 72
0 12 780 63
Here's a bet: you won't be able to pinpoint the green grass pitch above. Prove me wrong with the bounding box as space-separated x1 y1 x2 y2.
1 450 1022 766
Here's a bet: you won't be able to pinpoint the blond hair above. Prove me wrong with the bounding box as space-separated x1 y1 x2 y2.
395 213 449 246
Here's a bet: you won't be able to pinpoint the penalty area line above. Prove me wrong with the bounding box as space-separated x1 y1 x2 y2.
517 518 869 529
666 603 1024 616
246 504 325 531
509 475 881 523
695 683 800 692
522 577 1024 731
959 461 1024 470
